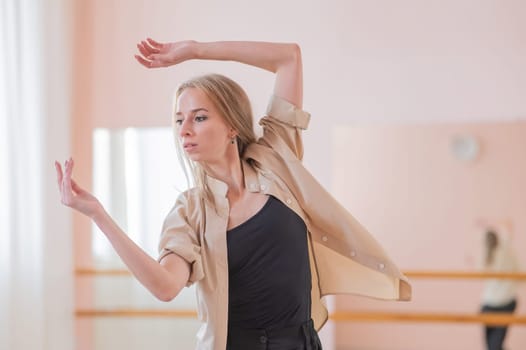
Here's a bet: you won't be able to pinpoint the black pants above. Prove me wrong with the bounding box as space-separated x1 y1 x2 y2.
480 299 517 350
227 319 322 350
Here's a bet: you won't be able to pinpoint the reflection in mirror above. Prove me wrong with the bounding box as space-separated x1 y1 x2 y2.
332 121 526 272
331 121 526 350
91 128 199 350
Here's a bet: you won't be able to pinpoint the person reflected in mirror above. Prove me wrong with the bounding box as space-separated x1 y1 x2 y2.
480 224 520 350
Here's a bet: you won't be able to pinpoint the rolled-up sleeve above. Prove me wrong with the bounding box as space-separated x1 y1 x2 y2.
265 95 310 129
158 193 204 286
258 95 311 160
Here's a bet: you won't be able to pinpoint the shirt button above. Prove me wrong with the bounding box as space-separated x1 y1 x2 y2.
260 184 266 191
259 335 267 344
322 236 328 242
378 263 385 270
286 198 292 204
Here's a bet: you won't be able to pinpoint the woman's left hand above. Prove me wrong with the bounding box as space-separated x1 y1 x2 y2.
135 38 197 68
55 158 102 218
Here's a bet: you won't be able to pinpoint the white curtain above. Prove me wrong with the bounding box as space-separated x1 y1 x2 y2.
0 1 73 349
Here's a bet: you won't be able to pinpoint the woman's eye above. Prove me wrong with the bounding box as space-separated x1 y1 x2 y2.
174 119 183 125
195 115 208 122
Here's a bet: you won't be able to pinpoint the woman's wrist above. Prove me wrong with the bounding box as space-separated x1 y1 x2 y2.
192 41 204 60
89 202 107 222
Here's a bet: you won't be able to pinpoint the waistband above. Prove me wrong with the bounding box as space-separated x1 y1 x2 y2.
227 319 322 350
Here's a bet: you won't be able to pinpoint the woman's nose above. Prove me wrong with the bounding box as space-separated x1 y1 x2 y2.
178 119 192 137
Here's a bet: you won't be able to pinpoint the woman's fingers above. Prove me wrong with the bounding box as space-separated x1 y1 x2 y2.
137 42 151 58
70 179 87 196
56 158 99 217
54 161 63 188
137 40 160 57
64 158 71 175
58 157 77 207
135 43 154 68
135 38 167 69
146 37 162 49
134 54 166 69
141 39 161 54
61 159 74 205
134 54 151 68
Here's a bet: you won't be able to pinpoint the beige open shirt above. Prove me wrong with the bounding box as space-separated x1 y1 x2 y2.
159 95 412 350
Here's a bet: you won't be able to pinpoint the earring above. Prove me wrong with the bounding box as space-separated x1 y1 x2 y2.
231 137 236 144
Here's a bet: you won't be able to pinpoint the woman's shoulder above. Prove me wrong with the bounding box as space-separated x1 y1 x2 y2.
160 187 206 237
165 187 202 220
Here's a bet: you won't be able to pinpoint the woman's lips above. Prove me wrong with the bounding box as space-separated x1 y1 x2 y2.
183 143 197 152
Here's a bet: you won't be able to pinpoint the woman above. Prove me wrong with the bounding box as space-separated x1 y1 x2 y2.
480 229 519 350
56 39 411 350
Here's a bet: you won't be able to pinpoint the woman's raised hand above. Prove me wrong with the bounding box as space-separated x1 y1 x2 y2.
134 38 197 68
55 158 102 218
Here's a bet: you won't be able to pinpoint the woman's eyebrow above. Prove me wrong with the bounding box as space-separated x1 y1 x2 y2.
175 108 209 116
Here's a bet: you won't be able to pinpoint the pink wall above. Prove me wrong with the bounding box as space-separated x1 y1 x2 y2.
79 0 526 185
72 0 95 349
332 122 526 349
71 0 526 349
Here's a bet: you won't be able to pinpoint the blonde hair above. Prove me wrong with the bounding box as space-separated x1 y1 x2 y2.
172 74 256 208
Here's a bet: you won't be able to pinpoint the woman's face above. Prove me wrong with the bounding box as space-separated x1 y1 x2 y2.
175 87 235 163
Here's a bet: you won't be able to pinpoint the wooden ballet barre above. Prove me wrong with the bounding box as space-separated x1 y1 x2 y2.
75 309 526 326
76 309 198 318
76 268 131 276
329 311 526 326
75 269 526 326
403 270 526 280
75 268 526 280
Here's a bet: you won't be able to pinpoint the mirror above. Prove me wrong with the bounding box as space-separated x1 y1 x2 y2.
91 127 199 349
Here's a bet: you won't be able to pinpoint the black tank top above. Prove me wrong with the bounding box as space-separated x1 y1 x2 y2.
227 195 311 330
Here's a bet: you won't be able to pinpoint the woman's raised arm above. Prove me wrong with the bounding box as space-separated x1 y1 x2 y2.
135 39 303 108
